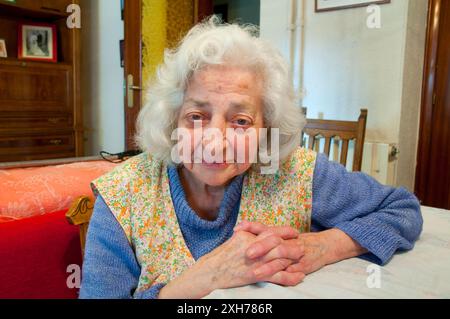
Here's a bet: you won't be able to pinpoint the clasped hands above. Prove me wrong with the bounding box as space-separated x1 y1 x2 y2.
226 220 336 287
159 221 353 298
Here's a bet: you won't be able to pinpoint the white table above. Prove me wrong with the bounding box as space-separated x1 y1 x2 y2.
206 206 450 299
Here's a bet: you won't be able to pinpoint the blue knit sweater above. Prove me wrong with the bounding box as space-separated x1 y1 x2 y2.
79 153 423 299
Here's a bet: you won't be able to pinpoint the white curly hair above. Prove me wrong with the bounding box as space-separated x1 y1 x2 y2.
135 16 305 165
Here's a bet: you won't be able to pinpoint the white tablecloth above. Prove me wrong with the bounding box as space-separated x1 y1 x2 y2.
205 206 450 299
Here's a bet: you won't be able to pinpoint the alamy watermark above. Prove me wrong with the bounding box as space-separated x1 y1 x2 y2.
367 4 382 29
67 264 81 289
66 4 81 29
366 264 381 288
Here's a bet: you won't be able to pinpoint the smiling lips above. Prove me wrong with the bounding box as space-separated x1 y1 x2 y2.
201 160 232 169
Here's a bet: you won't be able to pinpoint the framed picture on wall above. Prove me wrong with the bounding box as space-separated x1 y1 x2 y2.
315 0 390 12
18 22 57 62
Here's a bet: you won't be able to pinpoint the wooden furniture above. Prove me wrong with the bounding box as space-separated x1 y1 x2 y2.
66 196 94 258
302 109 368 171
415 0 450 210
0 0 82 162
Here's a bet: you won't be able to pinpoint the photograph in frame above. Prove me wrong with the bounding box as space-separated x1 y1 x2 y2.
18 23 57 62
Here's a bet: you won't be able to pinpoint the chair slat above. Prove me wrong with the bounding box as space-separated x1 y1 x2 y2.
302 109 367 172
340 139 349 166
314 138 320 152
308 135 315 150
324 137 332 156
332 139 340 162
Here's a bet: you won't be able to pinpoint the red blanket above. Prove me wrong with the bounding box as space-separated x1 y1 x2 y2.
0 210 82 299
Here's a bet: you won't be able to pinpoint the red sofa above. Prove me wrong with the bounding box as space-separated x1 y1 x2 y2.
0 158 117 299
0 210 82 299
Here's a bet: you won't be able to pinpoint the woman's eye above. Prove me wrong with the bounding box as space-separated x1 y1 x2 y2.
234 118 251 126
188 114 203 121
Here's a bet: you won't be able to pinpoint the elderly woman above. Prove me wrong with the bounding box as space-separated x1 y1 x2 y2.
80 19 422 299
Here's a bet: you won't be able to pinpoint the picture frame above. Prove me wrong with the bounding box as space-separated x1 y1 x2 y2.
18 22 57 62
0 39 7 58
315 0 391 12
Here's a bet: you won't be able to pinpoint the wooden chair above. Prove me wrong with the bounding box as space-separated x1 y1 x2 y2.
66 196 95 258
302 109 368 171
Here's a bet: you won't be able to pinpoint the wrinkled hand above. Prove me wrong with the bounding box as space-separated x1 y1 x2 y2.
202 226 306 289
160 221 364 298
159 224 306 299
234 221 338 277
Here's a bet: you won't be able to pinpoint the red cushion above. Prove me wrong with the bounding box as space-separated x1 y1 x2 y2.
0 210 82 299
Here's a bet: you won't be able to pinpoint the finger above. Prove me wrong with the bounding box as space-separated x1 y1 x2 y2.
232 220 248 232
267 271 306 286
234 221 267 234
260 226 299 240
241 223 299 240
260 241 305 262
285 262 304 273
235 222 300 240
253 258 293 280
246 234 283 259
285 259 317 275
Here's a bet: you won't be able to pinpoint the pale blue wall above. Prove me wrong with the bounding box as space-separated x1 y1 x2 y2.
81 0 125 156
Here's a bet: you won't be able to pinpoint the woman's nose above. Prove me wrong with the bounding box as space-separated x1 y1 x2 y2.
207 116 228 136
202 116 228 152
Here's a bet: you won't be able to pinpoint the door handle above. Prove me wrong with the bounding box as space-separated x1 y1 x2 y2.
127 74 142 108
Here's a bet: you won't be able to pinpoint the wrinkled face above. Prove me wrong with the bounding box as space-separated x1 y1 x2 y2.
176 65 265 187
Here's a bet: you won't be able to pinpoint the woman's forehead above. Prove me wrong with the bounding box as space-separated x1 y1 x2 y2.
188 65 262 94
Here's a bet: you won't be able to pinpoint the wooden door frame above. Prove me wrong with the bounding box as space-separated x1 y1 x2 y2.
414 0 442 201
123 0 211 150
123 0 142 150
195 0 214 23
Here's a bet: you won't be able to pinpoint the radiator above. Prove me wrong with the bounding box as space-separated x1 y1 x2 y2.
361 142 398 186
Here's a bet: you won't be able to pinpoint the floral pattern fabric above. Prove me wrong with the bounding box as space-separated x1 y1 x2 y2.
92 147 316 293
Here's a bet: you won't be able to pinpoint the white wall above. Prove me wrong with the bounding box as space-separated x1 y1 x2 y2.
81 0 125 156
260 0 427 189
397 0 428 190
260 0 291 63
301 0 409 144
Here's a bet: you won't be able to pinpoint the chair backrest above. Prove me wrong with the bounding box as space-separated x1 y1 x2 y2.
66 196 94 258
302 109 368 171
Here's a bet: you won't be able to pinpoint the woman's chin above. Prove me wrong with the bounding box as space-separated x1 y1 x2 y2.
191 166 237 187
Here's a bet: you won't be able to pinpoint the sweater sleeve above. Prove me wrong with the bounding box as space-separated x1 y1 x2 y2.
310 153 423 265
79 195 165 299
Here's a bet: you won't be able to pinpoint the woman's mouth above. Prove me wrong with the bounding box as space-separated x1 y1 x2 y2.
201 160 231 169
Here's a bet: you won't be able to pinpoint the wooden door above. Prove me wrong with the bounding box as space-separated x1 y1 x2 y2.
196 0 214 22
123 0 142 150
415 0 450 210
122 0 211 150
